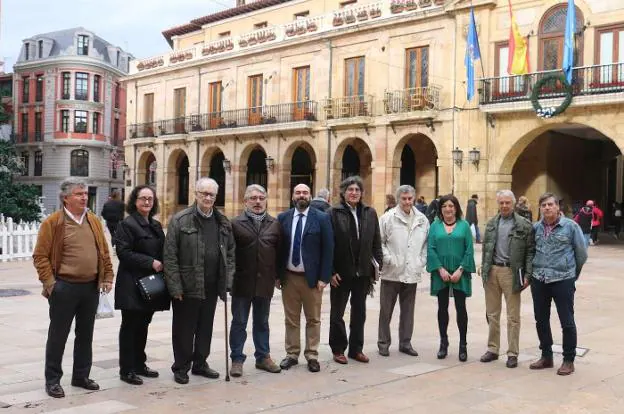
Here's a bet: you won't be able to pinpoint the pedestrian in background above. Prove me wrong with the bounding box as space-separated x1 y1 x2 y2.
101 189 125 249
573 201 593 247
515 196 533 222
310 188 331 212
427 194 475 362
415 196 428 214
385 194 397 212
114 185 169 385
466 194 480 243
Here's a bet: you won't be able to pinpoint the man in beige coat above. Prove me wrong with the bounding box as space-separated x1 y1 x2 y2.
377 185 430 356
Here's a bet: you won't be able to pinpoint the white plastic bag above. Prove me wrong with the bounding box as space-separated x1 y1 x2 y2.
96 293 114 319
470 224 477 239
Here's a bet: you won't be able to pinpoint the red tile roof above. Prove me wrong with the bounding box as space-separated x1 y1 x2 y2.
162 0 294 47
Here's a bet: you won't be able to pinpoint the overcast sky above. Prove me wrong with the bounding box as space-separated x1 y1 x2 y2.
1 0 232 71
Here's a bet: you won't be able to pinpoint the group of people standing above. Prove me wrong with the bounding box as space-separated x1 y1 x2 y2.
32 176 588 399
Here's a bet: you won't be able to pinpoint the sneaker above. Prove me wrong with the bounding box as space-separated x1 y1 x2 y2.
230 361 243 377
255 357 281 373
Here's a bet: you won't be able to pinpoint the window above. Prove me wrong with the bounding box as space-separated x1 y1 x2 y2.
344 56 365 96
208 82 222 128
173 88 186 133
61 110 70 132
77 35 89 56
116 50 120 66
294 11 310 19
340 0 357 8
75 72 88 100
24 43 30 60
74 110 88 133
70 149 89 177
22 76 30 103
113 118 120 146
247 75 263 125
62 72 70 99
293 66 311 120
494 43 526 96
92 112 100 134
143 93 154 136
539 4 584 70
114 83 120 108
38 40 43 58
596 25 624 84
406 46 429 89
34 151 43 176
36 75 44 102
21 113 29 142
219 31 231 38
35 112 42 141
21 152 29 176
93 75 101 102
254 21 268 29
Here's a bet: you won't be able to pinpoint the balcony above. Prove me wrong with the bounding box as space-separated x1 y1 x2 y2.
479 63 624 112
129 101 319 139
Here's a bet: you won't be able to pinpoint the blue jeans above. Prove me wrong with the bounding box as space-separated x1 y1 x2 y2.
475 225 481 243
583 233 591 247
229 296 271 363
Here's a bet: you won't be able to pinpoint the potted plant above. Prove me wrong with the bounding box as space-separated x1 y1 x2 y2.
434 0 444 5
296 25 306 35
345 13 356 23
333 15 344 26
248 35 258 46
370 7 382 18
137 62 145 71
226 40 234 50
419 0 432 6
406 0 417 11
307 21 318 31
185 51 193 59
286 26 296 36
239 39 248 47
157 58 164 66
267 32 277 41
357 10 368 21
391 2 405 14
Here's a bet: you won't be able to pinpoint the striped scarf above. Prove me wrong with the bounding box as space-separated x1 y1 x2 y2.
245 210 266 223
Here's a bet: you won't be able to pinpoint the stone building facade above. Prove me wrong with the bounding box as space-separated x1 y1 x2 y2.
13 28 130 215
123 0 624 226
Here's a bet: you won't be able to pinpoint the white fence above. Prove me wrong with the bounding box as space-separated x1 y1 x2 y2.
0 215 40 262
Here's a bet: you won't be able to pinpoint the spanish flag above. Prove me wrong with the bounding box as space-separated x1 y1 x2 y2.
507 0 529 75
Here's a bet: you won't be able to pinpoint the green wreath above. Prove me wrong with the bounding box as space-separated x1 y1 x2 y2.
530 73 573 118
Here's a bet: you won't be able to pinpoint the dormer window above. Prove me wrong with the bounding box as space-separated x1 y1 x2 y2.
25 43 30 60
38 40 43 58
77 35 89 56
116 50 120 66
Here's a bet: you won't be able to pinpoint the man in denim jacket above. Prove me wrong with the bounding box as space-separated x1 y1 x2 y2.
529 193 587 376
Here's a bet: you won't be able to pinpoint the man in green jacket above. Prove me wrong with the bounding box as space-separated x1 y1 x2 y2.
479 190 535 368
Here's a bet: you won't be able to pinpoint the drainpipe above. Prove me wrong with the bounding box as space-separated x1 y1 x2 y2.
133 81 138 186
326 39 333 189
451 13 458 194
196 67 201 180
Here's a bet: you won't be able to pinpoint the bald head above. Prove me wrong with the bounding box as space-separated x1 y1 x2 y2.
292 184 311 211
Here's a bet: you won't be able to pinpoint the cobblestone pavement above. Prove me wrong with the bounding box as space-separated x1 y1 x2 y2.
0 241 622 413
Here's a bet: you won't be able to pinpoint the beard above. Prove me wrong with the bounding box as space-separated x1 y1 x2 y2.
295 198 310 210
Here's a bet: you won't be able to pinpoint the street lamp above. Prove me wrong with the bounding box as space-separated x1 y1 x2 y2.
452 147 463 168
265 156 275 171
469 147 481 170
222 158 231 173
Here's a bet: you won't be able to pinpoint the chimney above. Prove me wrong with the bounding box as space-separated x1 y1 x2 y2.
236 0 245 6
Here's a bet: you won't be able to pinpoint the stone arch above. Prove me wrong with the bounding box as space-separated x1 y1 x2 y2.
238 144 268 204
200 146 226 208
391 133 439 202
333 137 374 205
137 150 156 186
165 149 190 216
282 141 317 202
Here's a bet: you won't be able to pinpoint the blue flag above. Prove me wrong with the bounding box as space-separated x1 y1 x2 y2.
562 0 576 84
465 8 481 101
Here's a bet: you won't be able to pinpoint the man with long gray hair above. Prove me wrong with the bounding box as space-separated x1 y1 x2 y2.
229 185 282 377
479 190 535 369
377 185 429 357
33 178 115 398
164 177 235 384
328 176 383 364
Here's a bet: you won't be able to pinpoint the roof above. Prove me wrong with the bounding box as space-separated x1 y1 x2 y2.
162 0 294 47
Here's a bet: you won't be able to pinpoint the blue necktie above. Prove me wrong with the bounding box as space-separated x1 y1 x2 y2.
292 213 304 267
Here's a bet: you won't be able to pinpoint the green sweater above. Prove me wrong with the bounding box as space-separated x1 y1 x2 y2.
426 219 476 297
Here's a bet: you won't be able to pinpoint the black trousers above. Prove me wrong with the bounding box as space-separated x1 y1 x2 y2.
45 279 99 385
329 275 369 356
590 227 599 243
107 223 119 245
171 292 218 374
531 278 577 362
437 288 468 346
119 310 154 375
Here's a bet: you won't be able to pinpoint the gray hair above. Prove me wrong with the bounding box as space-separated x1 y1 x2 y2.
196 177 219 191
339 176 364 201
496 189 516 204
244 184 267 200
315 188 330 201
395 184 416 201
59 177 87 206
539 192 560 207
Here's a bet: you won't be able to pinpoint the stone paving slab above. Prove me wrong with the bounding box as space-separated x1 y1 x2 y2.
0 243 623 413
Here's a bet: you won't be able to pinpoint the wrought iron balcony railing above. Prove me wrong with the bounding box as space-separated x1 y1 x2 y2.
479 62 624 105
383 85 441 114
321 95 374 120
129 101 319 138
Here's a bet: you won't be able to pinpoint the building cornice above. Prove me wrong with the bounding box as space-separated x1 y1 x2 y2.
14 56 128 77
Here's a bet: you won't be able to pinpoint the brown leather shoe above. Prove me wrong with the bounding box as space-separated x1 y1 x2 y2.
480 351 499 363
349 352 369 363
333 353 348 364
557 361 575 376
506 356 518 368
529 357 554 370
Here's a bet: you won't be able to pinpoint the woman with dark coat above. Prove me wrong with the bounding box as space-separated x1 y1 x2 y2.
114 185 169 385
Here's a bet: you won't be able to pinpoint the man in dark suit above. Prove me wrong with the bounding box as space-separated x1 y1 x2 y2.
277 184 334 373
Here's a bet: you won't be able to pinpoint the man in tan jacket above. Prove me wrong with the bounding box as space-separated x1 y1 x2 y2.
33 178 114 398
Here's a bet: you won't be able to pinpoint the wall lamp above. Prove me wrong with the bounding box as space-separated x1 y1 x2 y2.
452 147 464 169
265 156 275 171
222 158 232 173
469 147 481 170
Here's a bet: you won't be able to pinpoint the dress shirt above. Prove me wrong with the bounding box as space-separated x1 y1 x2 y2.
287 207 309 272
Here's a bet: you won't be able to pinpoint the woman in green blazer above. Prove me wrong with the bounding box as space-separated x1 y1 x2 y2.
426 194 476 362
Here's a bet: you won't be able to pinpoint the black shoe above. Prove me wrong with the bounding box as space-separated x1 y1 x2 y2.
480 351 499 363
120 372 143 385
191 366 220 379
378 348 390 357
70 378 100 390
279 357 299 370
45 383 65 398
307 359 320 373
437 341 449 359
136 365 159 378
399 346 419 357
459 345 468 362
506 356 518 368
174 371 189 384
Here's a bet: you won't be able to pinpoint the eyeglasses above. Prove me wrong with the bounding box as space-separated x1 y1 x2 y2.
248 196 266 202
137 196 154 203
197 191 217 199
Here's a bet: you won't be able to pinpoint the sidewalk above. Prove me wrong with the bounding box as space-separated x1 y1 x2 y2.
0 243 622 413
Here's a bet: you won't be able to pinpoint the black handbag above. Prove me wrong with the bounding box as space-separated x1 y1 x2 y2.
137 273 167 302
